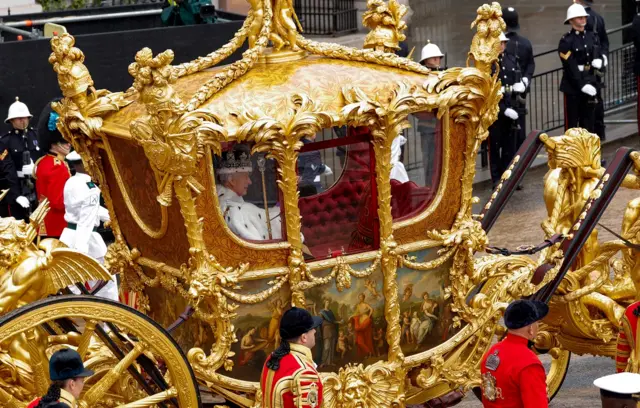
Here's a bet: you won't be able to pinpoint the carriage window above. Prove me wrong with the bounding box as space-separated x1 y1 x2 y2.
298 127 378 261
214 143 285 242
390 111 442 221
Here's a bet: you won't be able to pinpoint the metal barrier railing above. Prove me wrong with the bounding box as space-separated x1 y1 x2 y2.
293 0 358 36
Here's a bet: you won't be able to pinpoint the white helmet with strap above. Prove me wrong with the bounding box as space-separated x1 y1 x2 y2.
5 97 32 123
419 42 444 63
565 3 589 24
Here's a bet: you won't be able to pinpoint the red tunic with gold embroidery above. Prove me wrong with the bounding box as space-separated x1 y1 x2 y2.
34 154 70 237
480 333 548 408
260 343 323 408
616 301 640 372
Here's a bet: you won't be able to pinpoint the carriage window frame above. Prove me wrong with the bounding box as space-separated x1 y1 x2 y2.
297 128 380 261
211 143 288 245
389 110 444 224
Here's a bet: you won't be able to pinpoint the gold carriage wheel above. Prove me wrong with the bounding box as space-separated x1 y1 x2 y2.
0 295 201 408
537 346 571 401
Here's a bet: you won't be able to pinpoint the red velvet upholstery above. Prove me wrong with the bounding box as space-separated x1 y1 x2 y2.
298 130 434 258
390 179 433 220
299 142 371 257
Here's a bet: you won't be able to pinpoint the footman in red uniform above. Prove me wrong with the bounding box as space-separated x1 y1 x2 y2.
480 299 549 407
615 300 640 373
33 102 71 238
260 306 323 408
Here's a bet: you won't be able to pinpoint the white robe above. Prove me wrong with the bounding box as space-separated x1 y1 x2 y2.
390 135 409 183
217 185 282 241
60 172 119 302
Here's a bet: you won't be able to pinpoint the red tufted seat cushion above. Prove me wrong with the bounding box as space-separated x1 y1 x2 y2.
299 141 371 257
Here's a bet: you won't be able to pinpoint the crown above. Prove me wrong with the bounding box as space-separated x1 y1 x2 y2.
218 147 252 174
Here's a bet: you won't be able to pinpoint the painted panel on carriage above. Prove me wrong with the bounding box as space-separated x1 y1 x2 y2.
395 248 456 357
228 247 453 381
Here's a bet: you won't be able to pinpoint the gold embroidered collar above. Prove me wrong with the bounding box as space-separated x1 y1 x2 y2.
59 389 77 408
290 343 313 363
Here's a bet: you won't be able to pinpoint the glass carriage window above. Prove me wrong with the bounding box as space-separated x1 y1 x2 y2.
390 111 442 221
298 127 378 260
213 142 285 242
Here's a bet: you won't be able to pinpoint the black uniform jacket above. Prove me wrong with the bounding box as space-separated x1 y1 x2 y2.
0 140 21 203
558 29 602 95
585 6 609 56
505 31 535 86
0 127 42 168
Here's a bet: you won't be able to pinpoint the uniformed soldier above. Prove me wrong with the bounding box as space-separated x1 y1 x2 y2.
614 300 640 373
480 299 549 407
576 0 609 141
34 102 71 238
0 139 25 217
559 3 603 134
260 307 323 408
1 97 42 221
217 144 283 241
501 6 535 149
27 348 93 408
62 151 119 301
419 41 445 70
593 372 640 408
489 32 521 189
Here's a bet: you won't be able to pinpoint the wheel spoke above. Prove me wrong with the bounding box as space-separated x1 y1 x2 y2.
25 328 50 396
76 319 98 360
116 387 178 408
80 341 147 407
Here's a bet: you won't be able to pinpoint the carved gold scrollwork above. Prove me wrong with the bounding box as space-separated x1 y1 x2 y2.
232 93 333 307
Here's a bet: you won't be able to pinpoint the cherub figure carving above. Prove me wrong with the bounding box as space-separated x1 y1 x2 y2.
269 0 303 51
0 198 111 315
362 0 408 53
469 2 505 70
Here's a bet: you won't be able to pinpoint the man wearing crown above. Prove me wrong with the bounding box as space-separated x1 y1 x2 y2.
217 144 282 241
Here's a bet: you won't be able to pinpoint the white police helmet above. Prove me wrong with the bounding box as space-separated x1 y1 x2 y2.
419 42 444 64
5 97 32 123
565 3 589 24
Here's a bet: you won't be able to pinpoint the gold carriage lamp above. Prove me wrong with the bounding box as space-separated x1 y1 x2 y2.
43 1 510 407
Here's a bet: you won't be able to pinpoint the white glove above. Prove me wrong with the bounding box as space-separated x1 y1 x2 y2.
581 84 597 96
15 196 29 209
323 165 333 176
21 163 34 177
500 86 505 94
603 55 608 67
592 59 603 69
504 108 519 120
512 82 526 93
522 77 529 87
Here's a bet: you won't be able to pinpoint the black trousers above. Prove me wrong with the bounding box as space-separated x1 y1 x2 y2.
489 114 518 184
0 202 28 222
564 93 597 133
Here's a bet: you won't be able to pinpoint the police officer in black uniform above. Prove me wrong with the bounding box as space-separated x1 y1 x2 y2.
0 140 23 219
489 33 521 188
559 3 603 134
0 97 41 221
501 6 535 149
576 0 609 141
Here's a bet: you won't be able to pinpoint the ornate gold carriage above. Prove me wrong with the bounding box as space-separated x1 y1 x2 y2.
4 0 640 407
